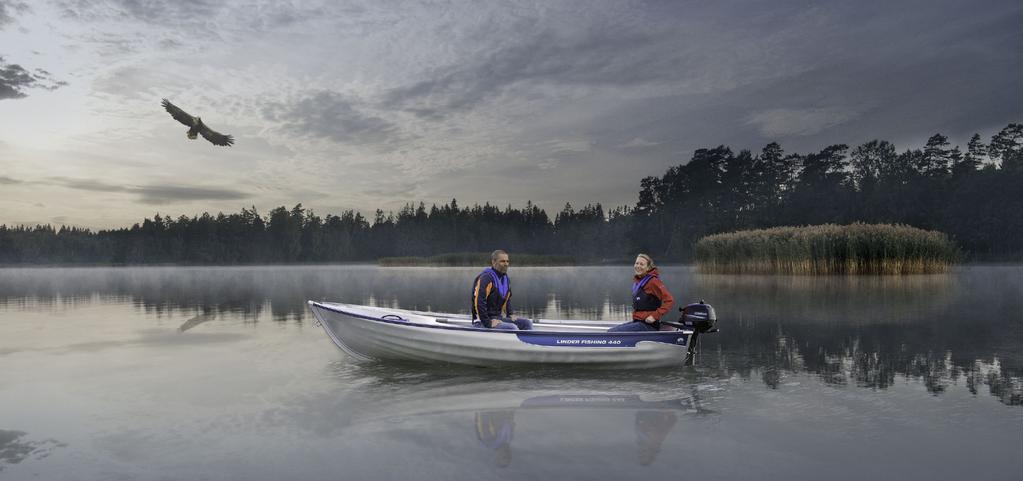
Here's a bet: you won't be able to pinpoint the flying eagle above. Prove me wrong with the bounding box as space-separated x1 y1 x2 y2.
161 98 235 147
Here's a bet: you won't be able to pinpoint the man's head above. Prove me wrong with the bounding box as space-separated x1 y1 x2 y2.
490 250 509 274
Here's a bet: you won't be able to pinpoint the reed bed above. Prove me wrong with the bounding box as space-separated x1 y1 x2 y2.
378 252 577 267
695 224 959 275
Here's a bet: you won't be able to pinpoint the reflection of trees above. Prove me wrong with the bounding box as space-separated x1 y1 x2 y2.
708 322 1022 406
0 430 65 471
0 266 475 322
690 272 957 323
0 266 639 323
692 268 1023 407
965 360 1023 406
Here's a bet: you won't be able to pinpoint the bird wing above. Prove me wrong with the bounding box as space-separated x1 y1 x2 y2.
199 124 235 147
162 98 196 127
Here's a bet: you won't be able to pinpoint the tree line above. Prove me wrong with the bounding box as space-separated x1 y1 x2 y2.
1 123 1021 265
634 123 1023 260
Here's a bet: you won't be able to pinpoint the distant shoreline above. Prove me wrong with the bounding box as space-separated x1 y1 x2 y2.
377 253 580 267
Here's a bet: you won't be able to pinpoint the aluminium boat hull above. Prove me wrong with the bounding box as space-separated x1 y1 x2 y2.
308 301 692 368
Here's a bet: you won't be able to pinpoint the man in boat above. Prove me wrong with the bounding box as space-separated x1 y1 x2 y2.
471 250 534 330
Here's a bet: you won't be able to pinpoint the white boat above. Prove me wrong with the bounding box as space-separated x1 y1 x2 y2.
307 301 713 368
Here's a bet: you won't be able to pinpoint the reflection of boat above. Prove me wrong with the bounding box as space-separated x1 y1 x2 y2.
518 394 704 411
334 383 712 468
308 301 698 368
342 386 715 424
466 393 706 467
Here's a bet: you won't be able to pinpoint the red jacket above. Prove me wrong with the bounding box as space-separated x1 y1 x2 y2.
632 268 675 322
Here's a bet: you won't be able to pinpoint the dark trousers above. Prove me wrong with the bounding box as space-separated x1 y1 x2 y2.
608 320 658 332
476 316 534 331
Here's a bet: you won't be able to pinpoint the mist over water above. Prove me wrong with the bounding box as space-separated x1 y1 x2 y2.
1 265 1021 480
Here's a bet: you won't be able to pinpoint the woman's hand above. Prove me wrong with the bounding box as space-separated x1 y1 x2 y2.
644 315 656 324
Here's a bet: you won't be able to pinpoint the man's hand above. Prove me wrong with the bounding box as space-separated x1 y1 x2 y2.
644 315 656 324
490 319 501 328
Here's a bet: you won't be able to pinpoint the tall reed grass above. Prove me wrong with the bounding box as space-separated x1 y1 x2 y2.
378 252 577 267
695 224 959 274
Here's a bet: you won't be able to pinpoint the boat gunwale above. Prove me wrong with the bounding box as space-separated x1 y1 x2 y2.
308 301 693 338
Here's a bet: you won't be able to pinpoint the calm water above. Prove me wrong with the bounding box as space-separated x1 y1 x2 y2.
0 265 1021 480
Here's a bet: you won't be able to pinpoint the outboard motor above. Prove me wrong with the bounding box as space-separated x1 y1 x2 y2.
674 300 718 366
679 300 717 333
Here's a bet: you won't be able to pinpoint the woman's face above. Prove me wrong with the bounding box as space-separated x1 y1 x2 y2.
634 256 650 276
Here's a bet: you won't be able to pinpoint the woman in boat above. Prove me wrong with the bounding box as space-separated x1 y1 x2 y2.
608 253 675 332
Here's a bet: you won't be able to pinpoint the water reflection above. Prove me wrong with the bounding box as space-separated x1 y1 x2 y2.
177 309 217 332
690 272 959 323
705 310 1023 405
315 364 717 468
0 265 968 323
473 405 684 468
0 430 65 471
1 265 1021 406
475 411 515 467
635 411 677 466
966 360 1023 406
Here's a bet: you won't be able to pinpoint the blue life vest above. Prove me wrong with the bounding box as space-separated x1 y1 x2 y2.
632 274 662 312
472 267 511 320
483 267 510 299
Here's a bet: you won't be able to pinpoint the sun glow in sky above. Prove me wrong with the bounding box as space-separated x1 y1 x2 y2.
1 0 1021 228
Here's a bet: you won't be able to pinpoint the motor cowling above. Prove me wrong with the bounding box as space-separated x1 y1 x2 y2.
679 301 716 333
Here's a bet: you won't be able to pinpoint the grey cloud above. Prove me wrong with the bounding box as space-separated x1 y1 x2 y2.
106 0 330 30
0 1 29 28
1 60 35 99
360 180 420 199
135 185 251 204
58 0 334 37
242 2 340 32
262 91 402 146
0 57 68 100
56 178 133 193
82 32 147 56
57 0 219 23
376 1 838 120
49 177 250 205
620 138 661 149
0 175 22 184
509 0 1023 162
115 0 219 21
383 26 672 117
745 108 859 138
158 38 182 50
56 0 226 44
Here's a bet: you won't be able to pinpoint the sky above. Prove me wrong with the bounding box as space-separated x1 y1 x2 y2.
1 0 1021 229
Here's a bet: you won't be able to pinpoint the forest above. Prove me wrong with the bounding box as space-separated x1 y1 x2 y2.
2 123 1021 265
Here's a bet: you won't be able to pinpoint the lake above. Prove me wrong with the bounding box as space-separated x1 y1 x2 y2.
1 265 1021 480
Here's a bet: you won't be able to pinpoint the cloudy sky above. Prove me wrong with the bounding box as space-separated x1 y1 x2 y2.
1 0 1021 228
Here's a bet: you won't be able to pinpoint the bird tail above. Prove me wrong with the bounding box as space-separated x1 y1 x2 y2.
187 132 198 140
